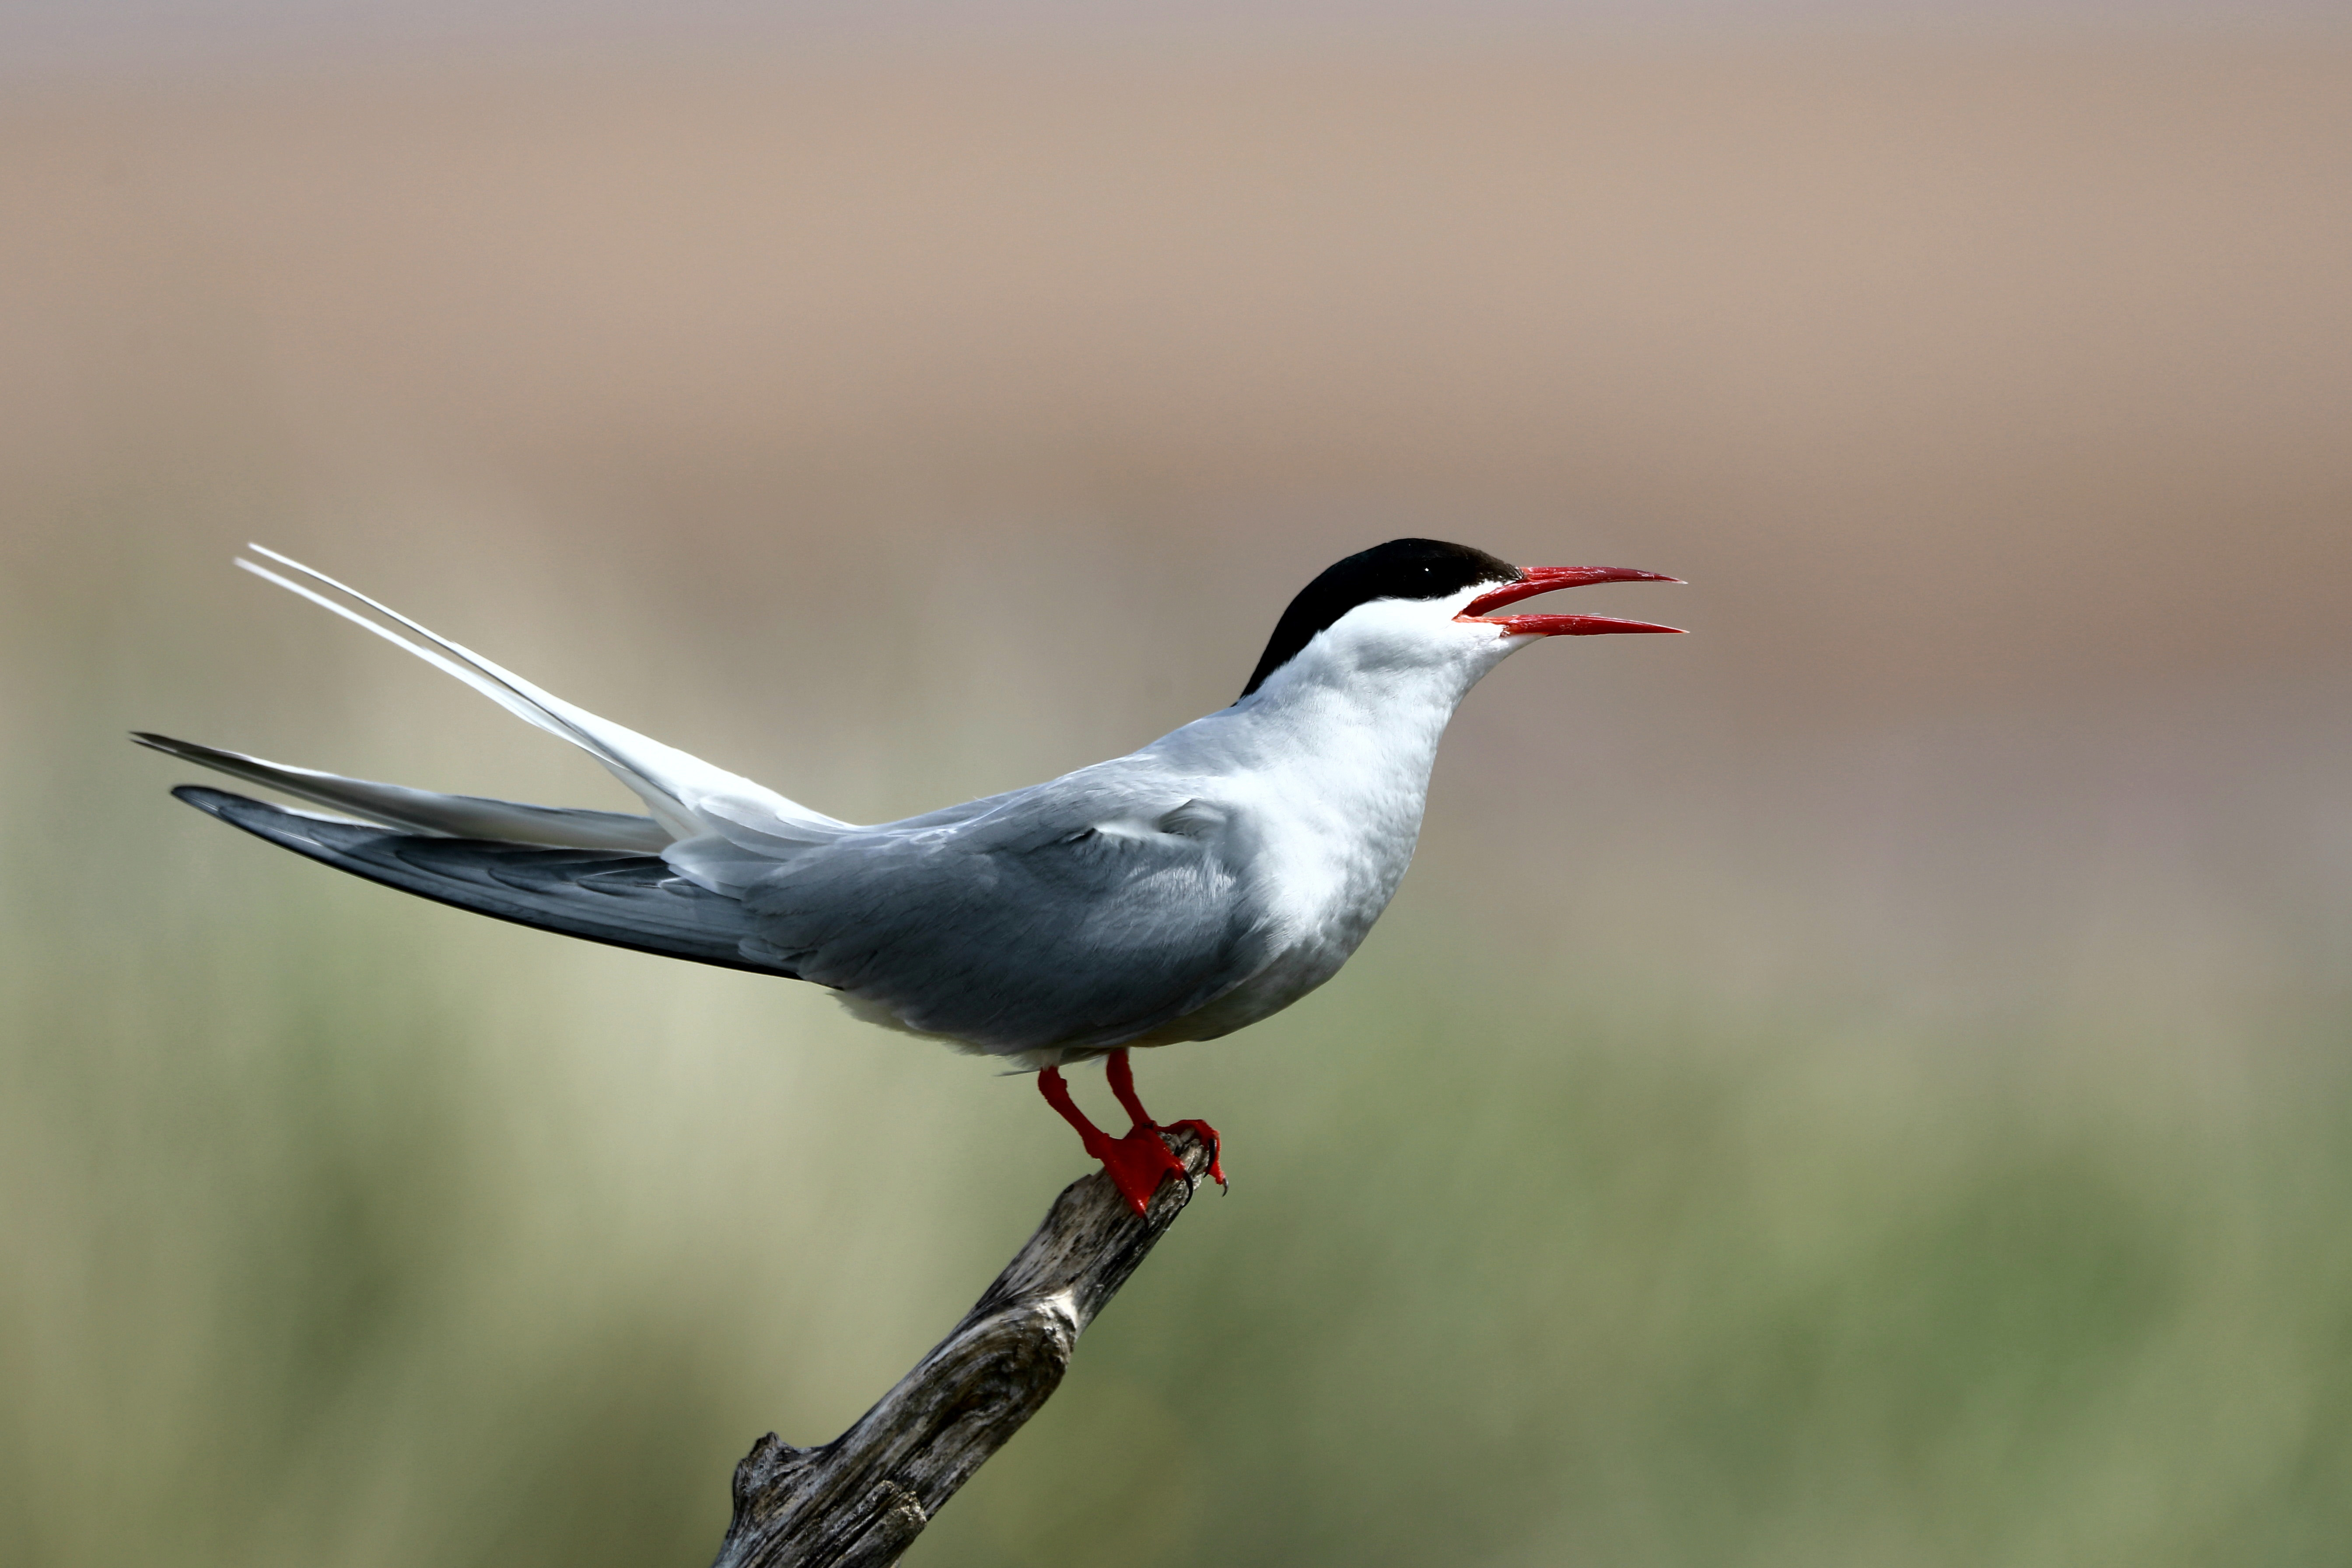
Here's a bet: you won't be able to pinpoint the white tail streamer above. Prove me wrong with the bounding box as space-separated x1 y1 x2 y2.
238 547 854 873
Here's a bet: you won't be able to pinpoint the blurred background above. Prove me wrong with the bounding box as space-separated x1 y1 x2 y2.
4 3 2350 1564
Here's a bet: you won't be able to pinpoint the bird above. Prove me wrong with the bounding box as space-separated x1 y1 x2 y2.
137 539 1683 1214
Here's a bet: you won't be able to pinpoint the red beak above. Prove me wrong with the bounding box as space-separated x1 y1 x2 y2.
1457 565 1686 637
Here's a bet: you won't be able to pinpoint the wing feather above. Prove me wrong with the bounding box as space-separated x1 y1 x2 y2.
134 733 670 850
176 786 790 976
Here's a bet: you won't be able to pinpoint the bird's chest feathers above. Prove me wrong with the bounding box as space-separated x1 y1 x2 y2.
1248 748 1427 941
1119 737 1436 1051
1188 686 1455 1012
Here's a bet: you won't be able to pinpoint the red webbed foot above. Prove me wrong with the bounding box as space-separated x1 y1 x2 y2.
1108 1050 1225 1191
1039 1050 1225 1216
1091 1123 1193 1216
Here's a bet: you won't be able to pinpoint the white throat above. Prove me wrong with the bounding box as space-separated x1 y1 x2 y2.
1183 585 1525 775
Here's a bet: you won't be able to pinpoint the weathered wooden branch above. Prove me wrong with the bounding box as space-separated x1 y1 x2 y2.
708 1126 1219 1568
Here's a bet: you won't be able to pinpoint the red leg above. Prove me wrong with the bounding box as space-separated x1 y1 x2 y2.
1038 1064 1188 1217
1107 1049 1227 1193
1105 1048 1152 1129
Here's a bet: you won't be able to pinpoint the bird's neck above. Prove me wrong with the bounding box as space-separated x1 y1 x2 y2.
1158 637 1501 808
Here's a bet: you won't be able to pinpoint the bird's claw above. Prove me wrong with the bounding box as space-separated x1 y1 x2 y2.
1163 1118 1227 1191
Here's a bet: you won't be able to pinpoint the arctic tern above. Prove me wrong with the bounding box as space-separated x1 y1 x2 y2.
138 538 1682 1212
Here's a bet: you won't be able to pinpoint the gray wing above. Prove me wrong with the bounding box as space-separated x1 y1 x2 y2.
175 787 790 977
740 782 1262 1056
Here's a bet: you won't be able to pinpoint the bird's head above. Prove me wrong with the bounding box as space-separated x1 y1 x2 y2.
1237 538 1684 702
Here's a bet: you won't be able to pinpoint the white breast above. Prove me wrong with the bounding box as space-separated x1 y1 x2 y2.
1127 593 1524 1044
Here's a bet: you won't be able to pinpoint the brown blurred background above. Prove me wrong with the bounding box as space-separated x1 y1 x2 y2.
4 15 2349 1568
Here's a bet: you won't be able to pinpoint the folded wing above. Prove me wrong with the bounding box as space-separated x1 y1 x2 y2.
742 782 1262 1056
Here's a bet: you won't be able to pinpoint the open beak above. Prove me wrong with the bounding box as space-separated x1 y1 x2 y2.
1458 565 1686 637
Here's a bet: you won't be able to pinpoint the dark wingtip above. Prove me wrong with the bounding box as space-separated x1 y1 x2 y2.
151 786 787 979
169 783 243 816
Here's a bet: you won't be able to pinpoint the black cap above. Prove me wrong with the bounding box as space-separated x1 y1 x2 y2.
1238 538 1519 699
